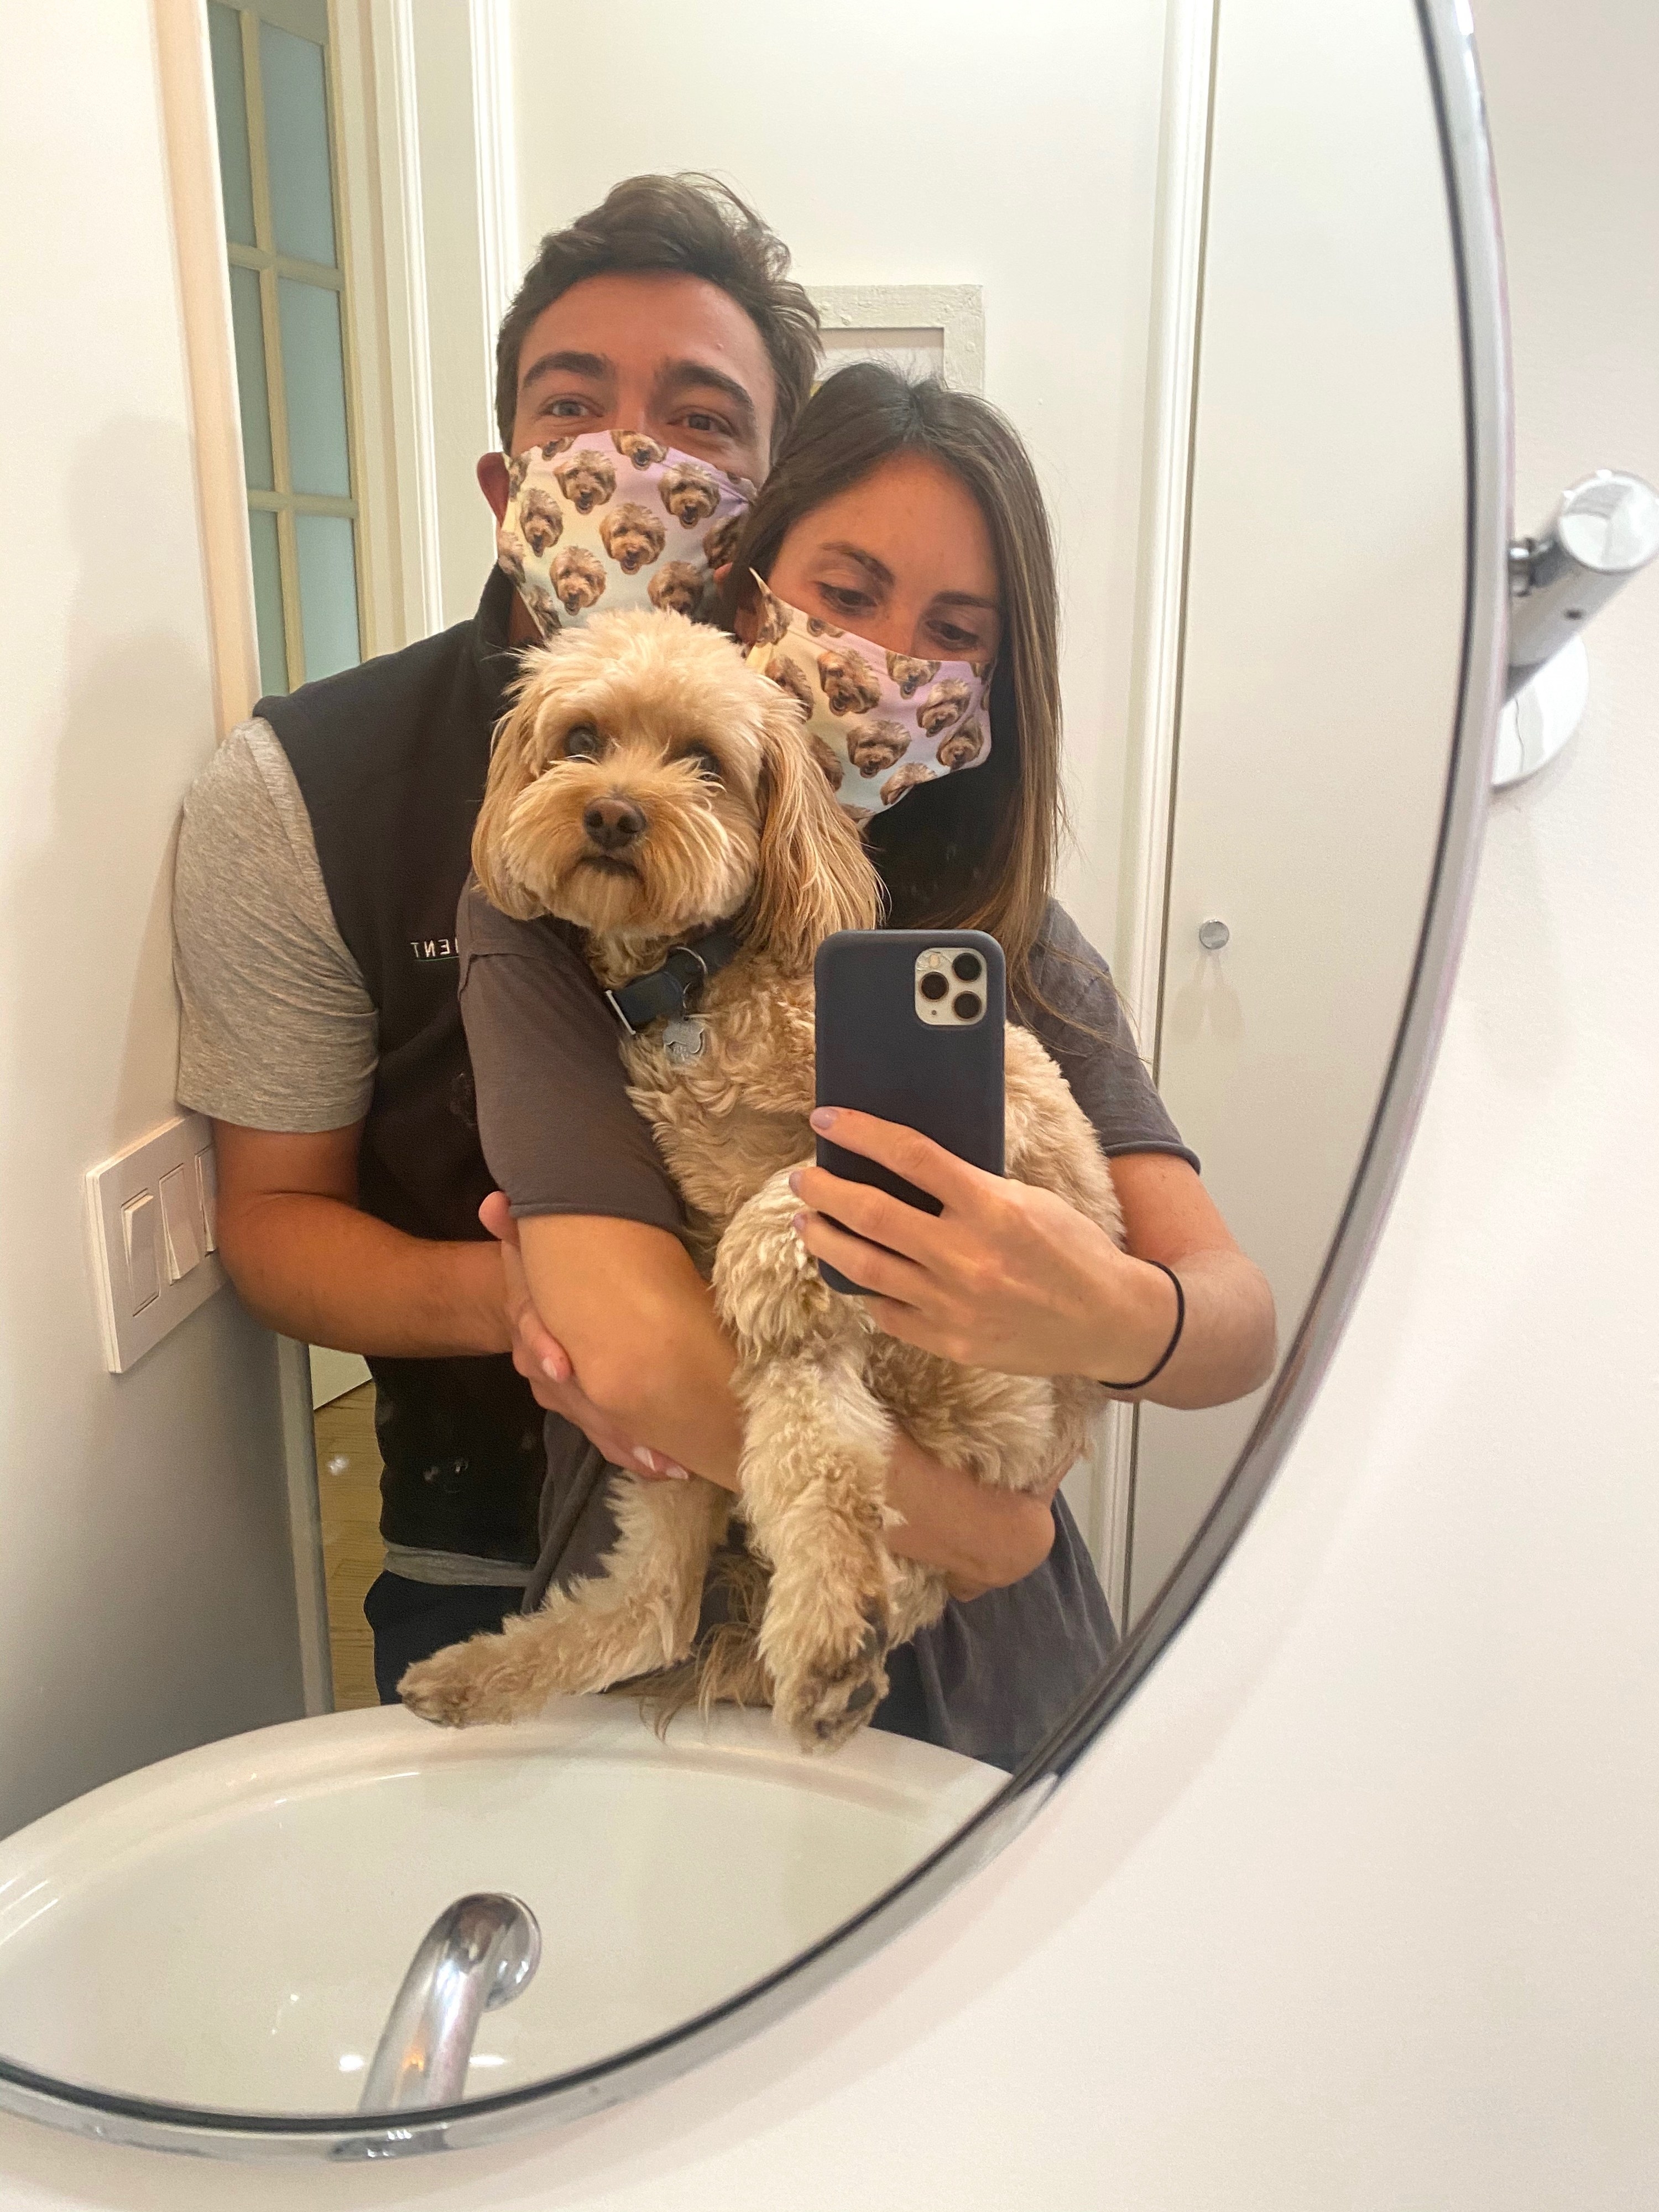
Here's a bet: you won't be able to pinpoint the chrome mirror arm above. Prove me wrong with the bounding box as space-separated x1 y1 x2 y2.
1505 468 1659 701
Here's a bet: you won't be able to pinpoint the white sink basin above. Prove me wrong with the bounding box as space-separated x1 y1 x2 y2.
0 1701 999 2119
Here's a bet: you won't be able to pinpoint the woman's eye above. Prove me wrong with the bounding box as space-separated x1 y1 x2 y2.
563 724 602 759
932 623 987 656
818 584 870 615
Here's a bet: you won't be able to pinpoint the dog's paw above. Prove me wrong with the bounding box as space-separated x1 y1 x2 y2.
398 1635 523 1729
770 1598 891 1753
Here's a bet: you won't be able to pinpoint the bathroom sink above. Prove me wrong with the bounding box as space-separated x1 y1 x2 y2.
0 1700 999 2118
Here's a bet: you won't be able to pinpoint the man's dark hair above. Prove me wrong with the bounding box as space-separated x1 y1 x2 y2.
494 174 820 458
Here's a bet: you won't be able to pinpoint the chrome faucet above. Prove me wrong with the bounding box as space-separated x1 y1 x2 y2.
358 1893 541 2114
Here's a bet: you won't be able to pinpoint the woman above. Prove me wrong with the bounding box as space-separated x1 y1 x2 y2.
460 366 1275 1771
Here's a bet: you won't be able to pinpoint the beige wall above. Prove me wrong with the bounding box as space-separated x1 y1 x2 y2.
0 2 306 1839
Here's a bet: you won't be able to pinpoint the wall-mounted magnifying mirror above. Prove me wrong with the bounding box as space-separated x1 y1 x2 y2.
0 0 1510 2162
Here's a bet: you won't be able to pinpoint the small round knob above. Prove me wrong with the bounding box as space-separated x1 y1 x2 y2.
1198 918 1230 952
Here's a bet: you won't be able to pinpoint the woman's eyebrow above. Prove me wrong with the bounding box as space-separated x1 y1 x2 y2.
931 588 1002 611
817 541 894 588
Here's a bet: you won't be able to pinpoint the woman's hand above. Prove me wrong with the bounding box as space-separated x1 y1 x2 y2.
479 1193 690 1479
791 1108 1178 1385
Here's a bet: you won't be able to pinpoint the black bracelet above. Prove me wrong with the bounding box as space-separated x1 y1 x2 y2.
1100 1260 1185 1391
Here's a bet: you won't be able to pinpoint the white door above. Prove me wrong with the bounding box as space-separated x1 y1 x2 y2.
1125 0 1467 1617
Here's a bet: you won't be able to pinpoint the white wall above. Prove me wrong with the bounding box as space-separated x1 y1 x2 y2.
491 0 1170 963
1 1 1657 2204
0 2 307 1840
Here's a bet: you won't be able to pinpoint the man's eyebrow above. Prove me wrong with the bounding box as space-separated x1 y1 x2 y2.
654 359 758 437
518 348 613 395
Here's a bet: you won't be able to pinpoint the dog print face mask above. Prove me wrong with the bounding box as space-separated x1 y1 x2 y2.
495 430 753 643
743 578 994 822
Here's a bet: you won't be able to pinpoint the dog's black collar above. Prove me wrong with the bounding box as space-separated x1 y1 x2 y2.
604 928 742 1037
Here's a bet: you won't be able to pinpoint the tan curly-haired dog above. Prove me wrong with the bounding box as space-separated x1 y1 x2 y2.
880 760 939 807
601 500 667 575
936 717 988 771
398 608 1120 1749
765 650 814 719
518 486 564 558
703 512 744 570
917 677 973 735
886 650 939 698
550 545 607 616
660 462 722 528
613 429 666 469
817 644 883 718
846 717 912 776
648 560 706 617
553 450 617 514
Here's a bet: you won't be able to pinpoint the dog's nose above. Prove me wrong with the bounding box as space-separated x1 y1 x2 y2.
583 796 646 852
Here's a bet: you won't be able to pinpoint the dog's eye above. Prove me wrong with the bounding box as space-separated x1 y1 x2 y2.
682 742 723 782
562 724 603 760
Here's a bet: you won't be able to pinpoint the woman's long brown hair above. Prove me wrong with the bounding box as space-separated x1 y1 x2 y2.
720 363 1067 1011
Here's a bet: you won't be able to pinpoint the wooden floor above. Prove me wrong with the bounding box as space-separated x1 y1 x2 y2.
313 1383 384 1711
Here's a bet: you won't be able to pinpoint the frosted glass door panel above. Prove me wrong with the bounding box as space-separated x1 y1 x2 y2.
227 267 274 491
207 4 255 248
277 279 351 495
259 23 336 266
295 515 361 682
248 508 288 698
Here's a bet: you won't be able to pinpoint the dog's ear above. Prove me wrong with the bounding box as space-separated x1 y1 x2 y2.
745 690 883 972
471 658 557 920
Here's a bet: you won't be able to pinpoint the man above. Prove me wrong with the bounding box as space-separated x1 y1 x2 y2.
173 175 821 1697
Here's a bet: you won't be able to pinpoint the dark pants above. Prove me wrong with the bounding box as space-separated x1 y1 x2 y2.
364 1571 525 1705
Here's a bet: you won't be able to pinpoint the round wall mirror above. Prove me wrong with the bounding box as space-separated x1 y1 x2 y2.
0 0 1506 2160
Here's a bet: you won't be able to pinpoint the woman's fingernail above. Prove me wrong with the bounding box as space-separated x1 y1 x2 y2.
664 1463 690 1481
787 1170 802 1196
541 1355 565 1381
810 1107 838 1133
633 1448 659 1472
792 1211 808 1234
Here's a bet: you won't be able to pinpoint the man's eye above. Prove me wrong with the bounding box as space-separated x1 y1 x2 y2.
542 397 588 418
681 410 729 437
563 724 603 759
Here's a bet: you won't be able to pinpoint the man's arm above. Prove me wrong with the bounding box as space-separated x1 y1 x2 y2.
514 1212 1057 1593
212 1122 509 1358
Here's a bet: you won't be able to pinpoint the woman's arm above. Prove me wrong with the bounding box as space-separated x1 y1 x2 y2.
790 1110 1276 1408
505 1208 1059 1593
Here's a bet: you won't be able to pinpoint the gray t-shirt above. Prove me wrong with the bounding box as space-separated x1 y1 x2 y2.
457 877 1196 1771
173 726 530 1588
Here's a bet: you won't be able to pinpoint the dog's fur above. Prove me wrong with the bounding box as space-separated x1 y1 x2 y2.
550 546 607 616
648 560 706 618
398 608 1120 1749
554 451 618 514
917 677 972 735
601 500 668 574
660 463 722 528
886 651 939 698
519 487 564 558
613 430 666 469
817 645 883 718
845 717 912 776
880 760 939 806
936 716 988 770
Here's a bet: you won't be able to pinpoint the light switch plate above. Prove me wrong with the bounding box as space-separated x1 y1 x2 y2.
87 1112 227 1373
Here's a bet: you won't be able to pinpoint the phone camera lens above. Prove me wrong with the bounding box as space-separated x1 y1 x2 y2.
953 991 983 1022
919 972 949 1001
951 952 982 982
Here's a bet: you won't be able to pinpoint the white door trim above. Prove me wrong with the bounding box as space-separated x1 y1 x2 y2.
151 0 335 1715
1094 0 1218 1623
469 0 520 427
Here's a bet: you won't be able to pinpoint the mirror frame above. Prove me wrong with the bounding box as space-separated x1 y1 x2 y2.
0 0 1510 2162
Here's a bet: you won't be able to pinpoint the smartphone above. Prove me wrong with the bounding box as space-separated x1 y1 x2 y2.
812 928 1006 1295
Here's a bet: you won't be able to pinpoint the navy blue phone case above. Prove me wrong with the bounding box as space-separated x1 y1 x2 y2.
812 929 1006 1295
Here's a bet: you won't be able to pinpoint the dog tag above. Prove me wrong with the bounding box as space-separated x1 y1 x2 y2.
663 1016 707 1065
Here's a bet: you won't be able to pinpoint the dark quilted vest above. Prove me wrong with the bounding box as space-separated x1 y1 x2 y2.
258 571 544 1567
